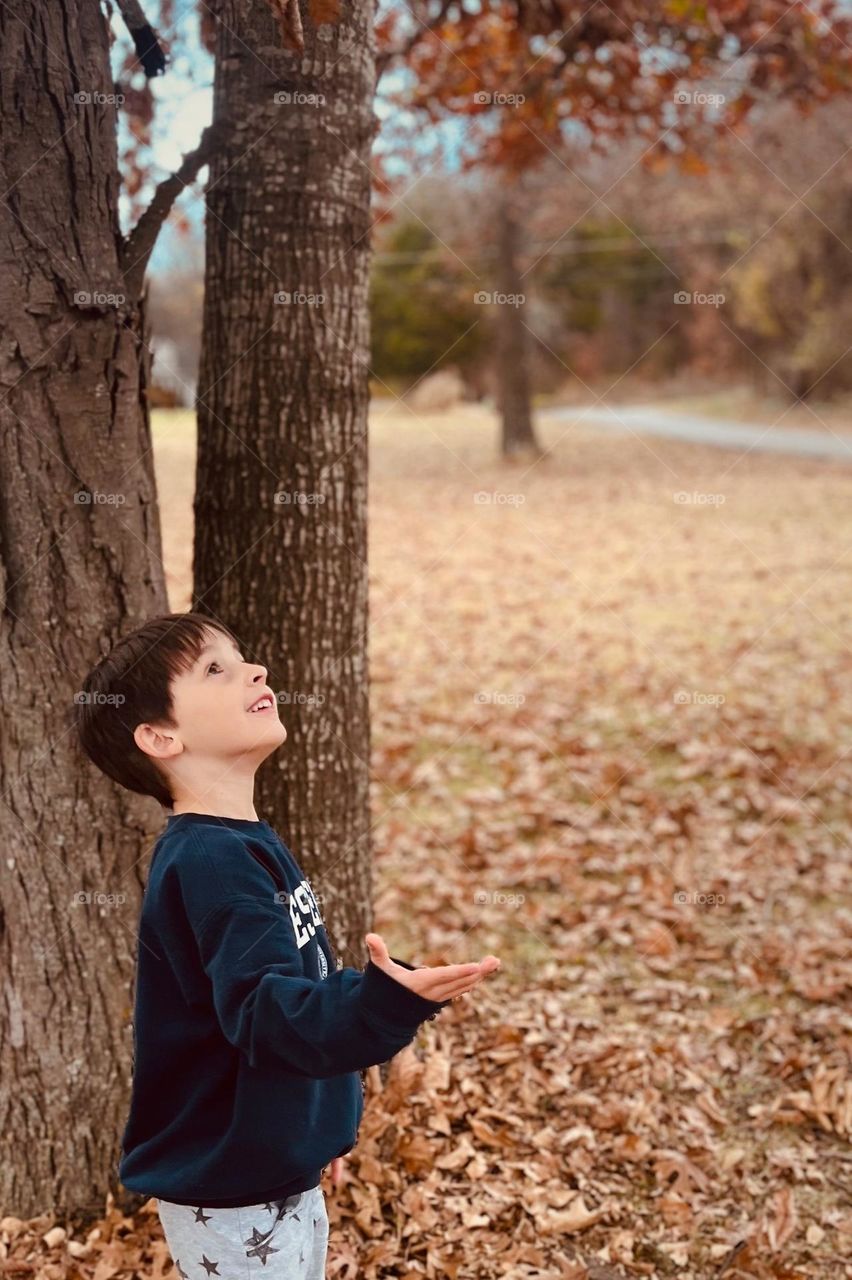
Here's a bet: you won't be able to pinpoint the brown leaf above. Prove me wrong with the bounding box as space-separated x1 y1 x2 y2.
309 0 340 24
540 1195 607 1235
764 1185 797 1253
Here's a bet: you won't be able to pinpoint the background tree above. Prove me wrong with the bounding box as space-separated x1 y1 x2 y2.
574 94 852 402
387 0 852 455
495 187 540 458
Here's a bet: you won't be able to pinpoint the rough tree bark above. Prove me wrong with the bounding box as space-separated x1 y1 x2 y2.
0 0 173 1219
193 1 376 965
495 191 544 461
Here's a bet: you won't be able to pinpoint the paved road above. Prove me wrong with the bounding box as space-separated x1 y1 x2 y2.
541 404 852 462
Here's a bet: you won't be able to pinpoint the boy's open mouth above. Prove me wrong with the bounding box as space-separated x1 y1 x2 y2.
247 690 275 714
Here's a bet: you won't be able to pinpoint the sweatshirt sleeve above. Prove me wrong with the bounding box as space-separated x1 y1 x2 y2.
170 834 445 1077
195 898 444 1076
390 955 453 1020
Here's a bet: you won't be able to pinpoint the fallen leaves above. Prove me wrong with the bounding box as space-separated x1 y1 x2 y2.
770 1062 852 1138
10 408 850 1279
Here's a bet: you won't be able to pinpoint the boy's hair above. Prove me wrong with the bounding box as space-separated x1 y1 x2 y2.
73 611 239 810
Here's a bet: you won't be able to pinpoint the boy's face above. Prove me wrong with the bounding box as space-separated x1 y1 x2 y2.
135 628 287 782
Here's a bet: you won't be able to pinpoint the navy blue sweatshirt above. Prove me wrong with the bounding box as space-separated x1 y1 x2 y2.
119 812 448 1207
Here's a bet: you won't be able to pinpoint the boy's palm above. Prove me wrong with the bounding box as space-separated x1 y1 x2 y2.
365 932 500 1003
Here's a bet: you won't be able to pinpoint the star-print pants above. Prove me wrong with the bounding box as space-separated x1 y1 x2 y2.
156 1185 329 1280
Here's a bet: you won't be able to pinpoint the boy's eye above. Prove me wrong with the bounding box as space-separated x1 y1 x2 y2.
205 654 245 674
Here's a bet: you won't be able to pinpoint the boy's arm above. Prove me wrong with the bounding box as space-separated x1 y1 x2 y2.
189 893 444 1078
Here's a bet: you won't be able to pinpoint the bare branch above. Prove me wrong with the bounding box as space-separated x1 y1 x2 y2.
120 124 224 301
114 0 167 77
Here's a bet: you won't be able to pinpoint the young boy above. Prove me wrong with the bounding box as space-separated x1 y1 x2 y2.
74 611 500 1280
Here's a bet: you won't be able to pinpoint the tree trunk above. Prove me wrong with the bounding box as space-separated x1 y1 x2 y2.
495 192 544 462
193 2 376 965
0 0 169 1218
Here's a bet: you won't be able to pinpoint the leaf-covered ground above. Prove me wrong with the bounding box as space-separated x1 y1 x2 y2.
4 404 850 1279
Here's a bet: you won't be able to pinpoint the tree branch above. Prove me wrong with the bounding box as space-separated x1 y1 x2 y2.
114 0 167 77
120 124 223 301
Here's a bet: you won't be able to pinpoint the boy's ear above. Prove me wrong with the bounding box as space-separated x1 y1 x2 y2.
134 722 183 761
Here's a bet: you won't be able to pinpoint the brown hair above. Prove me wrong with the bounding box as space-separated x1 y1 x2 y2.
72 611 239 810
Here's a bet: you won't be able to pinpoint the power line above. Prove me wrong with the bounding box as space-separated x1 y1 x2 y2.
372 228 752 264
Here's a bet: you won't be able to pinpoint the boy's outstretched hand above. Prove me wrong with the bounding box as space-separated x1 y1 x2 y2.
364 933 500 1003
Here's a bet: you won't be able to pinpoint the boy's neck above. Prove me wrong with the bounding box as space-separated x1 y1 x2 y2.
171 804 262 821
171 788 260 823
